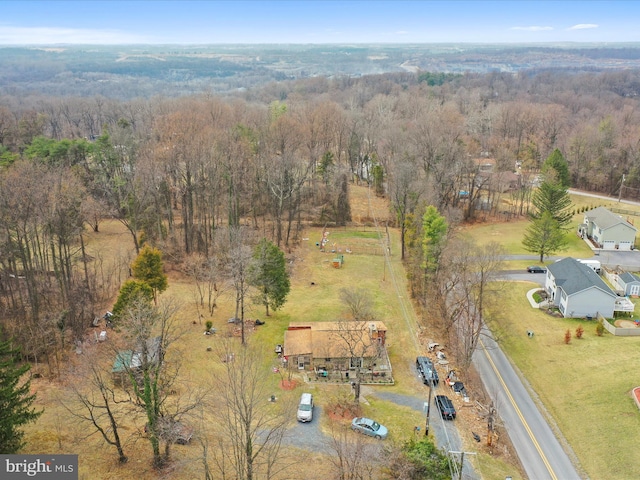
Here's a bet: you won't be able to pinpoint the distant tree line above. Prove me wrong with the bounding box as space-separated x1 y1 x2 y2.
2 66 640 367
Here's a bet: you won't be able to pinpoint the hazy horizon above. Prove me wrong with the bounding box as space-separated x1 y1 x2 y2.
2 1 639 45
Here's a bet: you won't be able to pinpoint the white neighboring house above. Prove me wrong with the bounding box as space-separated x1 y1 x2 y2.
545 258 617 318
579 206 637 250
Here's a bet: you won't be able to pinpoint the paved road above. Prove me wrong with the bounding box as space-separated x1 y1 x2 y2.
503 250 640 272
568 188 640 207
473 328 582 480
472 271 582 479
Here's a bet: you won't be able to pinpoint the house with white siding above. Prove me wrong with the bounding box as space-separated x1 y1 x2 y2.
579 206 637 250
545 258 617 318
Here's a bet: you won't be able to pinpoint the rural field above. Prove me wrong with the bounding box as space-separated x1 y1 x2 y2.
474 192 640 480
22 187 637 479
18 185 519 480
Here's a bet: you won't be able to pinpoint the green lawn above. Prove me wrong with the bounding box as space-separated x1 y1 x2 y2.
255 225 523 477
487 282 640 480
461 215 594 259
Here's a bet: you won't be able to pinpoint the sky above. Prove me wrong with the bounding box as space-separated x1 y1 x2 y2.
1 1 639 45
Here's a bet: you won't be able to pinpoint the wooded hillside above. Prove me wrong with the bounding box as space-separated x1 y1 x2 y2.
1 65 640 364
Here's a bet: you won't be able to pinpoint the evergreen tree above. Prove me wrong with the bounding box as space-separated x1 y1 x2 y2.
542 148 571 188
131 245 168 302
0 336 42 453
249 238 290 316
530 180 574 229
522 211 569 262
422 205 448 273
112 280 154 320
383 437 451 480
317 151 334 185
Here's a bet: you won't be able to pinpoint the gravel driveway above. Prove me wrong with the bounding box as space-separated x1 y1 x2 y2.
281 406 332 453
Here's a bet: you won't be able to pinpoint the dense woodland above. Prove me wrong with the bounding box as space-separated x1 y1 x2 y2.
1 65 640 371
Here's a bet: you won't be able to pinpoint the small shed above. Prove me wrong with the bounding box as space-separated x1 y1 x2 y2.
111 351 134 385
111 336 162 385
618 272 640 296
332 255 344 268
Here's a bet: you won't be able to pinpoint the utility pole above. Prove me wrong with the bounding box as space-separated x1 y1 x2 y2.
449 450 477 480
425 380 433 436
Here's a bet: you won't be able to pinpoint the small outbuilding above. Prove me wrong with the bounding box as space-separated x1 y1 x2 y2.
616 272 640 296
111 336 162 385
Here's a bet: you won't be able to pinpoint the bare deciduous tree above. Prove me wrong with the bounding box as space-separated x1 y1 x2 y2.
335 287 384 403
227 229 255 345
208 339 294 480
439 239 504 371
61 344 132 464
118 298 204 469
339 287 375 322
326 424 379 480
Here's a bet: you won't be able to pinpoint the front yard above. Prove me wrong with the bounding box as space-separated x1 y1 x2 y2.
487 282 640 480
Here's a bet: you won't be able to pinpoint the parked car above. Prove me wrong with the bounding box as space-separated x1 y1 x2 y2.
296 393 314 422
275 344 283 354
351 417 388 439
435 395 456 420
527 265 547 273
416 356 439 385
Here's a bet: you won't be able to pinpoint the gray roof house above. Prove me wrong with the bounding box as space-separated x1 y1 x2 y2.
545 258 617 318
616 272 640 296
580 207 637 250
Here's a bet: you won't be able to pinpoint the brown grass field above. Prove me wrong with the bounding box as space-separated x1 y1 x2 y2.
21 185 528 480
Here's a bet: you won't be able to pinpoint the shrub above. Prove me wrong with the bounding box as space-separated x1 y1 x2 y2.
564 329 572 344
205 320 213 331
575 325 584 339
596 322 605 336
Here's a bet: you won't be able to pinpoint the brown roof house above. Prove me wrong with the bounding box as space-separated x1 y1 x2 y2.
283 320 393 384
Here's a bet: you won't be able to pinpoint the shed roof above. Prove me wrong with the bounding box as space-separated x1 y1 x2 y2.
111 336 162 373
619 272 640 284
547 258 615 297
585 206 636 232
112 351 133 373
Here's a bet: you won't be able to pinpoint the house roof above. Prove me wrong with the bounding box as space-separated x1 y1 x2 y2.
284 321 387 359
547 258 615 297
619 272 640 284
283 328 312 356
584 206 637 232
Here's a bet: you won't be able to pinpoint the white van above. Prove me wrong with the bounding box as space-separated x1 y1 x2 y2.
296 393 313 422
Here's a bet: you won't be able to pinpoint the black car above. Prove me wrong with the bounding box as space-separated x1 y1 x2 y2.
435 395 456 420
527 265 547 273
416 356 439 385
